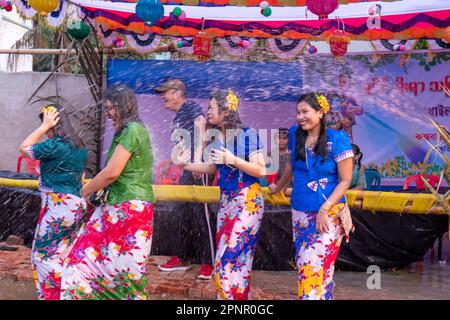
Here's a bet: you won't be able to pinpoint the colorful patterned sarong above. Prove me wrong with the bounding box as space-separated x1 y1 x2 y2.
31 192 88 300
214 183 264 300
60 200 154 300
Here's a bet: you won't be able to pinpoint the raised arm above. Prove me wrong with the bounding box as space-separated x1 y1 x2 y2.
172 140 217 175
19 109 59 156
269 161 292 194
211 147 266 178
316 157 353 234
182 162 217 175
193 115 206 163
326 157 353 205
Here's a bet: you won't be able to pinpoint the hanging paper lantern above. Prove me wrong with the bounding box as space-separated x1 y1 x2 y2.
261 7 272 17
328 29 351 57
306 0 338 20
393 44 406 52
169 12 177 22
368 4 382 15
178 10 186 21
259 1 269 10
176 38 190 48
135 0 164 27
176 38 184 48
114 36 125 48
308 45 318 54
29 0 60 15
0 0 11 11
67 20 91 40
172 7 182 17
193 32 212 59
239 40 250 48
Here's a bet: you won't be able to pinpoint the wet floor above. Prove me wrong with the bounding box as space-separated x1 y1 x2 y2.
1 236 449 300
333 236 450 300
333 263 450 300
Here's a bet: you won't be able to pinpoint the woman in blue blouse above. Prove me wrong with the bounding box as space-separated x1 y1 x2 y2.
177 89 266 300
18 105 88 300
270 92 354 300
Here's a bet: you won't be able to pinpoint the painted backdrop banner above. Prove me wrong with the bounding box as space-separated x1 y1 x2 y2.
303 52 449 185
105 59 304 182
106 54 449 186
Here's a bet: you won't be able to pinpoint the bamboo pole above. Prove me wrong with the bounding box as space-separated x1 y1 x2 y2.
0 45 176 55
1 47 448 56
0 48 130 55
0 177 448 215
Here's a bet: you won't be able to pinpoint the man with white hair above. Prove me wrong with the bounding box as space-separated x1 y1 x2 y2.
155 79 214 280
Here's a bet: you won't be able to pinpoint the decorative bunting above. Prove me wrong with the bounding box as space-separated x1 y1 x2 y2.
267 38 307 59
124 32 163 53
216 36 257 57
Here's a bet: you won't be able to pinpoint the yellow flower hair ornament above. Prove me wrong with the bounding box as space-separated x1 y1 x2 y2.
316 94 330 114
226 90 239 112
41 105 56 114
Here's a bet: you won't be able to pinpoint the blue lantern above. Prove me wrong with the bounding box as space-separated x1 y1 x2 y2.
136 0 165 27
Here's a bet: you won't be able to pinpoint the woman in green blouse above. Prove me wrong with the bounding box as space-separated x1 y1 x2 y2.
60 84 155 300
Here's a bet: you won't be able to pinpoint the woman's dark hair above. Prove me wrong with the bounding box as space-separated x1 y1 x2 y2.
295 92 329 163
103 83 142 136
352 143 363 167
39 104 84 149
207 89 246 135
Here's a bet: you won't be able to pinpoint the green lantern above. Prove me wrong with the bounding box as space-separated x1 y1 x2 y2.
262 7 272 17
173 7 182 17
67 20 91 40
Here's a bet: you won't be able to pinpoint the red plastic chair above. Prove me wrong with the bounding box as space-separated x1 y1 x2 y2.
17 155 40 175
153 160 182 185
267 173 278 185
402 174 440 190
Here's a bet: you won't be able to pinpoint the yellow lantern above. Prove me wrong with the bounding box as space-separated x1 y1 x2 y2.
29 0 59 15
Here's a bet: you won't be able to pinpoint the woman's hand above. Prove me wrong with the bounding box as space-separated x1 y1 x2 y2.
81 173 89 186
41 108 59 130
192 172 203 180
316 211 331 234
81 184 90 198
80 184 93 206
316 200 332 234
268 183 280 194
211 147 236 165
172 147 192 167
